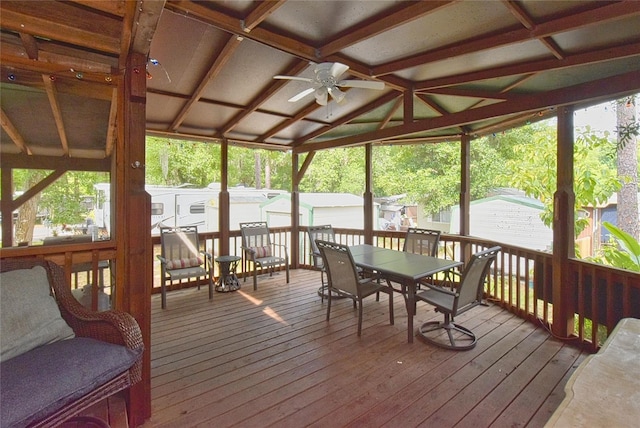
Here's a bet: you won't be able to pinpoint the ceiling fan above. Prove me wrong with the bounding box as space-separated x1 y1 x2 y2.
274 62 385 106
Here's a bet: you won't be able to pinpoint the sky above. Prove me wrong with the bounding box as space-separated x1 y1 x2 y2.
573 100 619 135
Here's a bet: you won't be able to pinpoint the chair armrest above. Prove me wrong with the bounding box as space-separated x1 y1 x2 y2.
422 283 458 297
45 260 144 382
157 255 167 264
200 250 213 261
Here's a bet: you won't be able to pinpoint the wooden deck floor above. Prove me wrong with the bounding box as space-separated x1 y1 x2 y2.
141 269 588 428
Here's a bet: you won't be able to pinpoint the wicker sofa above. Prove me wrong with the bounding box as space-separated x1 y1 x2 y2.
0 258 144 428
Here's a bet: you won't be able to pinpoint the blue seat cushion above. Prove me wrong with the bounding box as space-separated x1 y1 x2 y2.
0 337 142 428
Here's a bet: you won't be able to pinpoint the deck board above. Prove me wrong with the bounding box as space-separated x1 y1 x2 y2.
140 269 586 428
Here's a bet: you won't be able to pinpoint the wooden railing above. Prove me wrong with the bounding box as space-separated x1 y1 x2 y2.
3 226 638 351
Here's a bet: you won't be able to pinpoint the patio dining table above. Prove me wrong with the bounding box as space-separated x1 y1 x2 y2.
350 244 463 343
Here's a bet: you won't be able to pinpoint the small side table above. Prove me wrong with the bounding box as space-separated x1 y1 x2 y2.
215 255 241 292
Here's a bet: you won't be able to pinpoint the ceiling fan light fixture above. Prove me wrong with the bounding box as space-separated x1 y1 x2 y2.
328 86 346 104
315 87 328 105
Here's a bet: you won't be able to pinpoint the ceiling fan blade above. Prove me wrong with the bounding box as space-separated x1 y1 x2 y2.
328 86 346 104
288 87 315 102
315 87 328 106
330 62 349 79
337 80 385 90
274 75 314 83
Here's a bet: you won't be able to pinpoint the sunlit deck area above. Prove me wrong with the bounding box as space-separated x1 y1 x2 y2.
141 269 587 428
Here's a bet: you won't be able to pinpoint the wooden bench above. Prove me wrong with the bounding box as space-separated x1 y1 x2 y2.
546 317 640 427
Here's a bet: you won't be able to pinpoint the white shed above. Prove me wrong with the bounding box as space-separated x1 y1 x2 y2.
450 195 553 251
260 193 378 228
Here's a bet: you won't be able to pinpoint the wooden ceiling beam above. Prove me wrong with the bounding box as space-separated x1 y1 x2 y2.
0 51 117 86
417 87 518 101
379 97 403 130
0 153 111 171
319 1 454 57
259 103 322 142
242 0 286 33
69 1 128 18
0 1 122 55
165 0 318 61
374 1 639 76
295 69 640 153
42 75 69 155
170 35 243 131
221 59 309 135
415 41 640 90
292 91 400 146
1 109 31 155
18 32 39 59
502 0 565 60
415 94 449 117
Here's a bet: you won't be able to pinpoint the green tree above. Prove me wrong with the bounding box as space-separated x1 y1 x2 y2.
500 126 620 236
146 137 220 186
299 147 366 194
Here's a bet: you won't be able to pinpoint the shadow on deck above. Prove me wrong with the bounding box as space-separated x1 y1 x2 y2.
142 269 587 427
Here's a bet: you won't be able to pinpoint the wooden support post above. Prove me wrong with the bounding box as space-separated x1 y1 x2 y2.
291 153 300 268
1 168 13 247
117 52 151 426
552 105 576 338
460 134 471 262
219 139 230 256
364 144 374 244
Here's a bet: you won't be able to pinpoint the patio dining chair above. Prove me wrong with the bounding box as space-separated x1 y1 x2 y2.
157 226 213 309
239 221 290 290
415 246 500 350
384 228 442 300
307 224 335 301
316 240 394 337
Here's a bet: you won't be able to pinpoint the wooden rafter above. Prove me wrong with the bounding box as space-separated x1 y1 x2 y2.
170 35 243 131
259 103 324 142
295 69 640 153
0 0 122 55
292 92 400 146
42 75 69 155
242 0 286 33
415 41 640 90
373 1 639 76
502 0 565 60
18 32 39 59
165 0 317 60
0 109 31 155
220 59 309 135
378 97 403 130
319 1 454 57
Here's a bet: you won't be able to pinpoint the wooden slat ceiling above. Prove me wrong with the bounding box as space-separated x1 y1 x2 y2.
1 0 640 162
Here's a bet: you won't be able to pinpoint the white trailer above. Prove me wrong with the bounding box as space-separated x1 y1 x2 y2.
93 183 217 235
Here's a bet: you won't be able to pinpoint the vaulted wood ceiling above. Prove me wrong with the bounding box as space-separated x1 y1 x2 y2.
1 0 640 163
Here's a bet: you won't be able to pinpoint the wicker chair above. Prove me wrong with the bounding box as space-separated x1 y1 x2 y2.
0 257 143 428
240 222 289 290
316 240 394 336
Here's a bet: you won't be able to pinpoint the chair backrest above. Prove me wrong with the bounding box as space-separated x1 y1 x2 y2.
403 227 440 257
239 221 272 248
159 226 201 267
308 225 335 268
316 240 360 296
454 246 500 314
